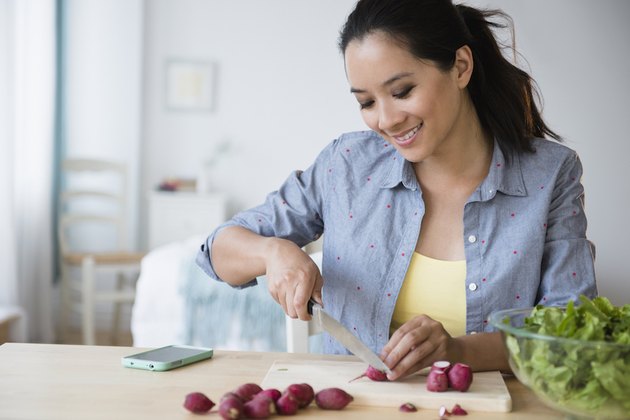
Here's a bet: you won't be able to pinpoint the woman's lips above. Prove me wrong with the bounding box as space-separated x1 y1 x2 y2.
392 123 422 146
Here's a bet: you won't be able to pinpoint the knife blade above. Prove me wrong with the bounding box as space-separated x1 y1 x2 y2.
307 298 392 375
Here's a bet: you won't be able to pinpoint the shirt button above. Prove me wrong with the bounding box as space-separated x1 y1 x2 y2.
467 235 477 243
468 283 478 291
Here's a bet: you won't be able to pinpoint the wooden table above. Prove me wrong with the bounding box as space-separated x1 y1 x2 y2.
0 343 563 420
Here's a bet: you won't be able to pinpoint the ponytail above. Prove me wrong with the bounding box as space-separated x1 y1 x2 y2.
455 4 561 158
339 0 561 160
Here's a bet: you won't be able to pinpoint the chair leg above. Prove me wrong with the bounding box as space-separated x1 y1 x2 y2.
58 265 71 343
111 272 125 345
81 256 96 345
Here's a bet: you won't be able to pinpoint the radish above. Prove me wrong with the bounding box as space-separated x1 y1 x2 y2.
275 392 299 415
218 395 243 419
257 388 281 402
183 392 214 413
399 402 418 412
438 405 451 419
285 383 314 408
243 395 275 418
234 383 263 401
447 363 473 392
431 360 452 373
349 365 388 382
314 388 354 410
451 403 468 415
426 368 449 392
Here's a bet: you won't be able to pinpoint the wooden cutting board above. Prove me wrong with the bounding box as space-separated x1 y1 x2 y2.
261 360 512 412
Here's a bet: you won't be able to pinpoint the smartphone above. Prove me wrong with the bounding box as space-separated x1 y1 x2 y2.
121 345 213 371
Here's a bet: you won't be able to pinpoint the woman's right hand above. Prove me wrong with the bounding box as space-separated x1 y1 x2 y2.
264 238 323 321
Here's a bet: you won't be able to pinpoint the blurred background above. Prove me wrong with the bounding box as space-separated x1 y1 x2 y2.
1 0 629 346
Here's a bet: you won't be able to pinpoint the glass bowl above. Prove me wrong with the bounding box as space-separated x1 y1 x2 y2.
489 307 630 419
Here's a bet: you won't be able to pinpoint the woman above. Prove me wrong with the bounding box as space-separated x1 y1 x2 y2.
196 0 597 380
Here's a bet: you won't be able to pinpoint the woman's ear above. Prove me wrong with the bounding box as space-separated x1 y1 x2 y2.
454 45 474 89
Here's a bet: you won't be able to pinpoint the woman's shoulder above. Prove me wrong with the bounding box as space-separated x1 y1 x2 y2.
519 138 580 169
326 130 396 160
529 137 578 159
333 129 386 147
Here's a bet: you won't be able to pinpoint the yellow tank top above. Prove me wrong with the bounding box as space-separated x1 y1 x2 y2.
390 252 467 337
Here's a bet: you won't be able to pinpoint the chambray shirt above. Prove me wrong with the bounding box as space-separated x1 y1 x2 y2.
196 130 597 355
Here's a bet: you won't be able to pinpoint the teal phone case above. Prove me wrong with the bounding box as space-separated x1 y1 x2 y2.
121 345 213 371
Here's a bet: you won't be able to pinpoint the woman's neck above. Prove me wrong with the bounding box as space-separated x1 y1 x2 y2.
414 96 492 191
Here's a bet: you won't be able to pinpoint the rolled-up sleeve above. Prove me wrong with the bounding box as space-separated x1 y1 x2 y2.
195 139 336 284
539 152 597 305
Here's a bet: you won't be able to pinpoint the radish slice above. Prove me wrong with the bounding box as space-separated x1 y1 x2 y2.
431 360 452 372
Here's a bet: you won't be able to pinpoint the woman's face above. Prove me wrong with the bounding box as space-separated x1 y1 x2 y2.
344 32 473 164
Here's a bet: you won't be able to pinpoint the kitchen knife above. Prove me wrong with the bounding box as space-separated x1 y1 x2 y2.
307 298 392 375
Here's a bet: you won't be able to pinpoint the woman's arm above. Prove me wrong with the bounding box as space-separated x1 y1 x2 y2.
212 226 323 320
211 226 277 286
451 332 510 372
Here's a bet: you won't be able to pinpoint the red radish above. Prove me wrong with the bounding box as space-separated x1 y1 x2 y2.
285 383 314 408
183 392 215 413
275 392 299 415
234 383 263 401
243 396 275 418
220 391 243 402
314 388 354 410
399 402 418 412
426 368 449 392
219 396 243 419
447 363 473 392
451 403 468 415
349 365 388 382
257 388 282 402
431 360 452 373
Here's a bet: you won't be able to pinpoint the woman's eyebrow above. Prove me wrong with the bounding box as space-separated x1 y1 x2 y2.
350 72 414 93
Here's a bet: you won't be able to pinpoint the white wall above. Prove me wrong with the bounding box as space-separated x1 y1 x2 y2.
64 0 143 250
141 0 630 306
62 0 143 330
140 0 363 223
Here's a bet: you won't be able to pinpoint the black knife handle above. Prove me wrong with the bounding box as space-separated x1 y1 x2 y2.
307 298 316 315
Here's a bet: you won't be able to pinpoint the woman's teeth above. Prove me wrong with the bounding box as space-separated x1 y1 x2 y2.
396 124 421 141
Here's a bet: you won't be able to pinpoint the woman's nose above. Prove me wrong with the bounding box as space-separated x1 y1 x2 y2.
377 102 404 132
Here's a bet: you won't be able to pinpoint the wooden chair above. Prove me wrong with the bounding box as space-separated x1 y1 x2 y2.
58 159 144 345
285 252 323 353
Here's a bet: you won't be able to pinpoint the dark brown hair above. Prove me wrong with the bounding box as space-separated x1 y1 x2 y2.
339 0 561 159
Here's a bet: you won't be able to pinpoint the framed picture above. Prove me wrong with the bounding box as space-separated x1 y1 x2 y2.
165 59 217 112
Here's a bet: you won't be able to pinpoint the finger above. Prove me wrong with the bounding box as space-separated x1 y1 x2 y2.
311 272 324 306
388 339 435 380
293 282 313 321
381 326 406 357
384 323 430 368
284 287 297 319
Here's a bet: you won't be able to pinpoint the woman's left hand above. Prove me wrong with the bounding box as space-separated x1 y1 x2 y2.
381 315 455 381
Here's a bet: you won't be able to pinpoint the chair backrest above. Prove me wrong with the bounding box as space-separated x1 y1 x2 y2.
58 159 129 255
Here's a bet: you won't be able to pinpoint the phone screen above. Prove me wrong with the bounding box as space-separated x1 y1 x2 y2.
130 346 208 362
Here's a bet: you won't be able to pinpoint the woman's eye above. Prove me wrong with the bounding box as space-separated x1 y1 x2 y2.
393 86 414 99
359 100 374 110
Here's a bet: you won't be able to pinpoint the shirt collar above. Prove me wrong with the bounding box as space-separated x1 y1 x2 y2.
380 153 419 191
478 140 527 201
378 139 527 199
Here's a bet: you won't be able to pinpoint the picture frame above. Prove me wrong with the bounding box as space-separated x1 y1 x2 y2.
165 59 217 112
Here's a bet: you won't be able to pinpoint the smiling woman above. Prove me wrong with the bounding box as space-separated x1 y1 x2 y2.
195 0 596 381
